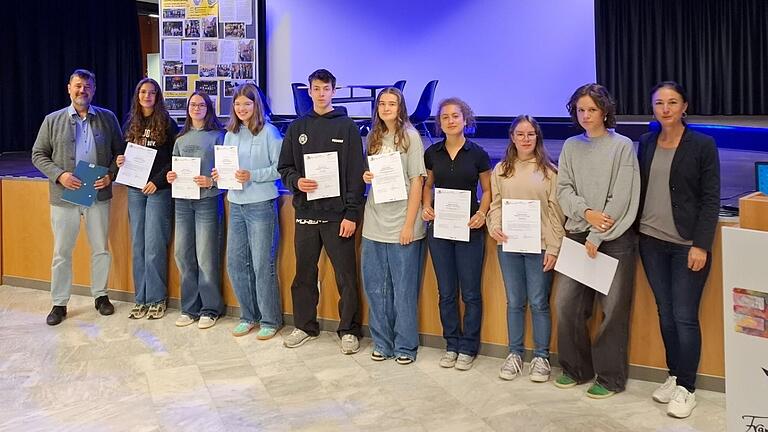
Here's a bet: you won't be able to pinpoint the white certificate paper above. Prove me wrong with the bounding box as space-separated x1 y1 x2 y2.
502 199 541 253
304 151 340 201
115 143 157 189
214 145 242 190
171 156 201 200
433 188 471 242
368 152 407 204
554 237 619 295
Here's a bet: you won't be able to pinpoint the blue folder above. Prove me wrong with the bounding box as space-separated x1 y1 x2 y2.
61 161 109 207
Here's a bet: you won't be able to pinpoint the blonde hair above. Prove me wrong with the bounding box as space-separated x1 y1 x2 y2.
367 87 413 155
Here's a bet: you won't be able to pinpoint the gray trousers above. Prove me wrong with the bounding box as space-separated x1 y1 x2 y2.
555 230 637 392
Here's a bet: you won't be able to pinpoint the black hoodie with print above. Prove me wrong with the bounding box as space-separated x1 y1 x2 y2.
278 108 365 222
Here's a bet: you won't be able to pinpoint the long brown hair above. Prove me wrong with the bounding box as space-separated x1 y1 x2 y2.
177 91 223 137
500 115 555 179
226 83 266 135
124 78 171 144
367 87 413 155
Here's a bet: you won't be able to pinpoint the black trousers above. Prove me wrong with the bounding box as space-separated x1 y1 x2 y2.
291 221 362 337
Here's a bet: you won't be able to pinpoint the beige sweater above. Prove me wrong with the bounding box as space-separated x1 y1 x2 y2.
487 159 566 256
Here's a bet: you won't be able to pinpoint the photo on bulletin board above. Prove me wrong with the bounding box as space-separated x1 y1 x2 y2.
164 75 188 92
231 63 253 80
195 80 219 96
224 22 245 39
184 19 201 38
163 61 184 75
166 97 187 113
163 8 185 19
217 64 231 78
237 40 254 62
199 65 216 78
202 16 218 38
162 21 183 37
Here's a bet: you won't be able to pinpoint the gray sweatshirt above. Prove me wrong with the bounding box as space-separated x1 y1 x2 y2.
172 128 225 199
556 130 640 247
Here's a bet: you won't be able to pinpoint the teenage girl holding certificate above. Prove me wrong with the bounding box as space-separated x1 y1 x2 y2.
487 115 565 383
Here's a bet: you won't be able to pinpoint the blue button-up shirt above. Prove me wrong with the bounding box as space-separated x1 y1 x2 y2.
68 104 98 165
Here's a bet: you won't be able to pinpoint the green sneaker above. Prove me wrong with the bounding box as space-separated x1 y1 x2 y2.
232 322 255 337
256 326 279 340
554 374 578 389
586 382 616 399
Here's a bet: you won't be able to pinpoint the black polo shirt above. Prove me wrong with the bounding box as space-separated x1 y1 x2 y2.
424 139 491 214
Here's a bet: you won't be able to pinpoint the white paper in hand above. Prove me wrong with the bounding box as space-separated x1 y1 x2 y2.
554 237 618 295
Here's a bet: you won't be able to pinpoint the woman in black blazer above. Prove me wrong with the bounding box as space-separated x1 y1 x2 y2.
636 81 720 419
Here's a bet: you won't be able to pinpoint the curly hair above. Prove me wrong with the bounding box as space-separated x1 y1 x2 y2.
434 97 475 137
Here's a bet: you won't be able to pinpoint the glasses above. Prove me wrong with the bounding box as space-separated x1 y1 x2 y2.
514 132 537 140
189 103 207 109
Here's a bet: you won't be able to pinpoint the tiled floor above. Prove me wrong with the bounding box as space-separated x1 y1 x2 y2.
0 285 725 432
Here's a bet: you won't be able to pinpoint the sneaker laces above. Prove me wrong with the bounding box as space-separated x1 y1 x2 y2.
501 354 523 375
530 357 550 375
289 328 305 337
672 387 690 404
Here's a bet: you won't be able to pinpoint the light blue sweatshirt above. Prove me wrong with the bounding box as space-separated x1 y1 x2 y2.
223 122 282 204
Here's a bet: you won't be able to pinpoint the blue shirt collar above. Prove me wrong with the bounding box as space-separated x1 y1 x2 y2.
68 104 96 119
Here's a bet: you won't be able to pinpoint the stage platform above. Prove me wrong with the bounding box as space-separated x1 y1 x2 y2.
3 116 765 209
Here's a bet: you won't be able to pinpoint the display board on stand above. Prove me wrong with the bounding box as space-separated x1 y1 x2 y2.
159 0 258 119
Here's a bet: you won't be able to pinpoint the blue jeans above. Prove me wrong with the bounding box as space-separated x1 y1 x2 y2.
49 201 111 306
427 225 485 356
174 195 225 318
127 188 172 305
639 234 711 393
226 199 283 328
497 247 553 358
361 238 423 360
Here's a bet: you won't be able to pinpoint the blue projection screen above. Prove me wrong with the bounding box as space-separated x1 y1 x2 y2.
266 0 596 118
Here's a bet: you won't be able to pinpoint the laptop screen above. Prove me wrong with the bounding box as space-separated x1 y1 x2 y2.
757 162 768 194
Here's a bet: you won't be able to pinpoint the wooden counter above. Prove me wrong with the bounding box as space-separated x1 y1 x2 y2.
2 178 729 377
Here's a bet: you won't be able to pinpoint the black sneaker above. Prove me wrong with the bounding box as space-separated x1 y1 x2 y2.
94 296 114 316
46 305 67 326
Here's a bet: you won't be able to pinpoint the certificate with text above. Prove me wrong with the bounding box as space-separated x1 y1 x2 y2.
368 152 407 204
171 156 201 200
554 237 618 295
304 151 340 201
433 188 471 242
115 143 157 189
214 145 243 190
502 199 541 253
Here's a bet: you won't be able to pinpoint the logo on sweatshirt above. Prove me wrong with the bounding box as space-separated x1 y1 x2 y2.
299 134 308 145
332 138 343 143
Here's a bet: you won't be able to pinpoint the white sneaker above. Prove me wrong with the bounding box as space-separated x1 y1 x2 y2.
454 353 475 371
667 386 697 418
198 315 217 329
529 357 551 382
340 334 360 354
439 351 458 368
175 314 196 327
499 353 523 380
652 376 677 403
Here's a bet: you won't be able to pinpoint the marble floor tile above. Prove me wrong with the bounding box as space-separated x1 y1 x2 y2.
0 285 726 431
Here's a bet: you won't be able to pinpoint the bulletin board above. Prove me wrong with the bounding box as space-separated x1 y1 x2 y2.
159 0 258 118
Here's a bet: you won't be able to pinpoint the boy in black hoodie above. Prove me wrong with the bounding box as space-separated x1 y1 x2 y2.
278 69 365 354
